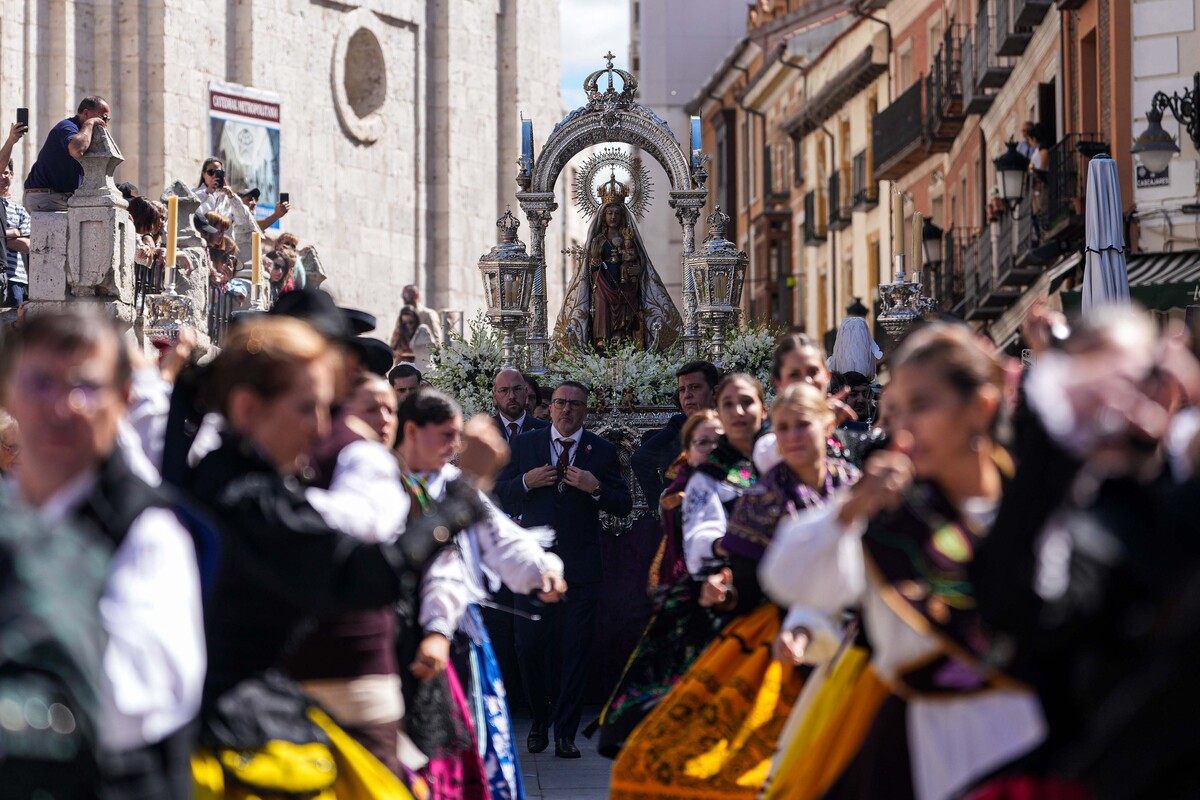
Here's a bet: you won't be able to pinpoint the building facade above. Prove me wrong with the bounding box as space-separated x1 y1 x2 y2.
0 0 566 337
687 0 1154 350
628 0 747 310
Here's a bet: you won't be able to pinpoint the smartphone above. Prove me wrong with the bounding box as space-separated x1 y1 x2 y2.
16 108 27 127
279 192 289 204
214 169 225 188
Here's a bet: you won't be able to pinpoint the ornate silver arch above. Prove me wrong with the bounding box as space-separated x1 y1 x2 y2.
514 54 709 370
521 53 698 196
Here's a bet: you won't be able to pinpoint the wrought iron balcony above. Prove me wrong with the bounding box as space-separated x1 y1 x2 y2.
939 229 970 316
996 0 1033 57
963 5 1013 115
926 25 966 150
962 232 979 315
852 151 878 209
828 172 852 231
1041 133 1107 242
1014 0 1052 27
873 80 926 181
969 224 1021 320
804 190 827 244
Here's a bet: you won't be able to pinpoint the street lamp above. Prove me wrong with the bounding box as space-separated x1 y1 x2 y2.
993 141 1030 206
1131 108 1180 175
1132 72 1199 175
921 217 944 265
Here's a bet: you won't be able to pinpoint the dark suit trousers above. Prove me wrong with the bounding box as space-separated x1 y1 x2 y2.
514 582 601 741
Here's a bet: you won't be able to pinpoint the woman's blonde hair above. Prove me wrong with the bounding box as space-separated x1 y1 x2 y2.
208 317 338 416
771 382 834 426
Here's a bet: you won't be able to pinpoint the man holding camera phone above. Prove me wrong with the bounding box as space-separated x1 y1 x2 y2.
24 96 109 212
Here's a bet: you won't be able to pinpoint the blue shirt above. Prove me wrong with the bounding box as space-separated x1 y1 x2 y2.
24 116 83 192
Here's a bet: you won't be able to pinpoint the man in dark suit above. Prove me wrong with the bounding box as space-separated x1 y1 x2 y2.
630 360 719 502
492 367 550 442
494 380 632 758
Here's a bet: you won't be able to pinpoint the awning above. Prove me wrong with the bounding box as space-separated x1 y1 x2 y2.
1061 250 1200 313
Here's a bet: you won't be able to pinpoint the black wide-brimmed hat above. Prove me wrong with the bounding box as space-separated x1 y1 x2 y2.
268 289 352 343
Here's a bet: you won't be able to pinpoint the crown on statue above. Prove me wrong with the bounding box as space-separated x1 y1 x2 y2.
597 170 630 206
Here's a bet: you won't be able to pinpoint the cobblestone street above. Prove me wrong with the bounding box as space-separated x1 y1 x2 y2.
515 714 612 800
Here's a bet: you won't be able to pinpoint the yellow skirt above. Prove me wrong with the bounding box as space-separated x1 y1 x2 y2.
610 604 804 800
760 648 889 800
193 707 415 800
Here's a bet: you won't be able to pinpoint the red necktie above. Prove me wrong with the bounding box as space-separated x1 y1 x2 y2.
556 439 574 484
507 422 519 441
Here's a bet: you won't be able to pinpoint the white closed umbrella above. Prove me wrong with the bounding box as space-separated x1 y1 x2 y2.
1081 154 1130 313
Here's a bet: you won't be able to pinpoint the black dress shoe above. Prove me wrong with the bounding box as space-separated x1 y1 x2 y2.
555 738 581 759
527 722 549 754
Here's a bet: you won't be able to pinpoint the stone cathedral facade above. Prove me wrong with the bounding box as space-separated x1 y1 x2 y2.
0 0 566 334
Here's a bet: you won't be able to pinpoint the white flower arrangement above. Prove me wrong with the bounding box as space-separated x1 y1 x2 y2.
428 314 784 414
546 340 679 406
715 324 781 387
428 312 507 417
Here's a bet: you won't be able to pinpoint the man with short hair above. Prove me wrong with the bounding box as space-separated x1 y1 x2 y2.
631 360 720 502
0 160 31 307
1017 121 1036 160
24 95 110 211
492 367 549 442
388 362 421 403
841 370 874 425
0 309 204 798
401 284 442 346
495 381 631 758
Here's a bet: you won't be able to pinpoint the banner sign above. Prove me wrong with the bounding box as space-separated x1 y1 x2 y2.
209 81 282 225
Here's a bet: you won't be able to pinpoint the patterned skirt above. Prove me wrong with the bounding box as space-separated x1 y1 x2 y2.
610 604 805 800
589 578 725 759
760 646 889 800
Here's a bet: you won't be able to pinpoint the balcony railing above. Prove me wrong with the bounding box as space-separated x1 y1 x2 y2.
804 190 827 243
926 25 966 149
829 172 852 231
1014 0 1052 27
134 261 165 316
852 151 878 208
939 229 970 314
963 3 1013 114
873 79 926 181
963 232 979 313
1041 133 1107 241
996 0 1033 57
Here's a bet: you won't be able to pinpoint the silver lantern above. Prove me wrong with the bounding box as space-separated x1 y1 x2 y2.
478 208 535 367
685 206 747 366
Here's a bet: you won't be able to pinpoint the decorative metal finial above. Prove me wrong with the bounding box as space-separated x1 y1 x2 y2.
604 51 616 69
706 206 730 241
497 207 521 243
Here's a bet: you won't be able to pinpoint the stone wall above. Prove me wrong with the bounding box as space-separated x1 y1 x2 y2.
0 0 563 339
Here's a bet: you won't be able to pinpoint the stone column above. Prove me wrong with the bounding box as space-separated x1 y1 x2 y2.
517 191 556 372
26 126 139 322
669 189 708 359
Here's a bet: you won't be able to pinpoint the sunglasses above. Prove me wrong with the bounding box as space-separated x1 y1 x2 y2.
205 168 221 176
100 115 111 122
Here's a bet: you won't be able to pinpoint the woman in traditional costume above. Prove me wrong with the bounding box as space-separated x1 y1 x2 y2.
760 324 1045 800
590 410 726 757
611 382 857 799
189 317 482 800
395 388 566 800
554 176 681 352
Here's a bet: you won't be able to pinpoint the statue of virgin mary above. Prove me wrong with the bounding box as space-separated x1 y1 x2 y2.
554 175 682 352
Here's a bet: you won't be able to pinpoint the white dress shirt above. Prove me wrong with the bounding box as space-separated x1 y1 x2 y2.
21 470 206 753
520 425 583 493
497 411 528 441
